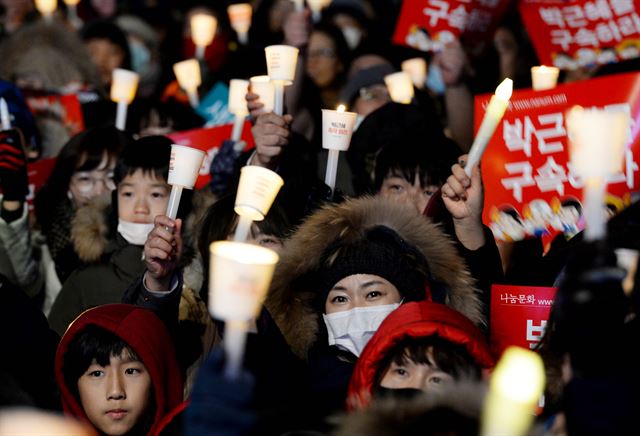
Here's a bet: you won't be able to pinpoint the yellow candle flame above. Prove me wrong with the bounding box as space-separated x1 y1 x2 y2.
495 78 513 102
337 104 346 112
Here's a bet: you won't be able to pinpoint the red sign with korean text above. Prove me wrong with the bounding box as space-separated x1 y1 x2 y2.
393 0 509 51
25 157 56 209
519 0 640 70
490 284 557 357
478 72 640 242
25 93 85 137
168 120 254 189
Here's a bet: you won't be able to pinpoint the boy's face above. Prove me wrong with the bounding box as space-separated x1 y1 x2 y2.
380 347 454 393
117 169 170 223
77 350 152 436
379 172 440 215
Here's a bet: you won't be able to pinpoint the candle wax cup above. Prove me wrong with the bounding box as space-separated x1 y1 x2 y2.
235 166 284 220
322 109 357 151
168 144 206 188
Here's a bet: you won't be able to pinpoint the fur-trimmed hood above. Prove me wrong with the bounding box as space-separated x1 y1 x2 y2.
265 196 484 360
70 194 112 263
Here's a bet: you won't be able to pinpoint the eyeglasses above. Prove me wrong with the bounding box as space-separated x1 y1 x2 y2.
71 170 116 193
358 85 390 102
308 48 336 59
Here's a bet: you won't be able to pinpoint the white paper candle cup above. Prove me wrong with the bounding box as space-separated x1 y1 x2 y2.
208 241 279 321
228 4 252 38
531 66 560 91
321 108 357 151
35 0 57 17
401 58 427 89
384 71 414 104
250 75 275 113
63 0 80 4
265 45 299 84
235 166 284 221
229 79 250 116
168 144 206 188
567 107 628 178
173 59 201 92
191 13 217 48
307 0 331 21
110 69 140 103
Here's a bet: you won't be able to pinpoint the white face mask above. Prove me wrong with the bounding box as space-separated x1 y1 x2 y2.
341 26 362 50
353 114 365 131
117 219 154 246
323 302 401 357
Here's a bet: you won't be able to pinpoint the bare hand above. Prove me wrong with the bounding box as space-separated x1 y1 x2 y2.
144 215 183 291
250 112 293 169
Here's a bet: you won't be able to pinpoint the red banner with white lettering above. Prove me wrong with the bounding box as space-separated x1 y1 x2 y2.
490 284 557 357
519 0 640 70
167 120 254 189
393 0 509 51
478 72 640 242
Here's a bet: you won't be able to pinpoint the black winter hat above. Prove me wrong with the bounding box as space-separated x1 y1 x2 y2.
317 226 431 307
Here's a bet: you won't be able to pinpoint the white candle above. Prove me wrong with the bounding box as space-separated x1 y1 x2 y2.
0 98 11 130
481 347 545 436
110 69 140 131
173 59 201 109
227 3 252 45
229 79 250 142
166 145 206 219
465 78 513 176
35 0 57 20
384 71 414 104
401 58 427 89
322 104 357 196
265 45 299 116
191 13 217 59
531 65 560 91
250 75 276 113
567 106 628 241
307 0 331 22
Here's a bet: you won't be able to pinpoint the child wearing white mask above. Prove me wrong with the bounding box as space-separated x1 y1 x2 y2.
48 136 179 336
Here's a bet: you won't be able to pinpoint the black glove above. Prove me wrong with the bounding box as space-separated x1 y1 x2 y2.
0 128 28 202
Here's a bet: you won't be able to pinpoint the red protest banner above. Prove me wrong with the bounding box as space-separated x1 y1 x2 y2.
519 0 640 70
393 0 509 51
478 72 640 242
25 157 56 209
168 120 254 189
490 284 557 357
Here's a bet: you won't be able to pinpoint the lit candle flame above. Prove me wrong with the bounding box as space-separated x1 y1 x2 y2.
495 78 513 102
337 104 346 112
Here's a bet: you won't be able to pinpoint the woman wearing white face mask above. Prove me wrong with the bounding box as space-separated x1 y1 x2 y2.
265 196 484 418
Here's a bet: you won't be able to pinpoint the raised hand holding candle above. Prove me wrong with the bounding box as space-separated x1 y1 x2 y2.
229 79 250 142
173 59 201 109
35 0 57 20
250 75 276 113
209 241 279 379
166 145 206 219
265 45 299 116
465 78 513 176
63 0 81 27
481 347 545 436
401 58 427 89
110 69 140 131
228 3 252 45
567 106 628 241
322 104 357 196
233 166 284 242
384 71 414 104
307 0 331 22
0 98 11 130
191 13 217 60
531 65 560 91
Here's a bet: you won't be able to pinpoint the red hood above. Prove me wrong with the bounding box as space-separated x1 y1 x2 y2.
54 304 183 434
347 301 495 410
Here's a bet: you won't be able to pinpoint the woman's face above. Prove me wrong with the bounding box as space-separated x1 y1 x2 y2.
68 152 115 207
325 274 401 314
85 38 125 86
306 31 342 89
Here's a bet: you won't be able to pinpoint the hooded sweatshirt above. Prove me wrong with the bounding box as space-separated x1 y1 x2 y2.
54 304 184 436
347 301 495 410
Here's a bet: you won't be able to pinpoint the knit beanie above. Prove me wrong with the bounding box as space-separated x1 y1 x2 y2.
316 226 431 307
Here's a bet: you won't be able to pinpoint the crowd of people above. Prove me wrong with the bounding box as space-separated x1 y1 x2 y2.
1 0 640 435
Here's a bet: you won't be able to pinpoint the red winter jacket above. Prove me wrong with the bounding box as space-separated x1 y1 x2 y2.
347 301 495 409
54 304 184 435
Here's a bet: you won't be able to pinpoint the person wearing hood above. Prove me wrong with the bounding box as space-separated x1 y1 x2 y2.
55 303 183 436
347 301 494 410
48 136 176 336
264 195 484 423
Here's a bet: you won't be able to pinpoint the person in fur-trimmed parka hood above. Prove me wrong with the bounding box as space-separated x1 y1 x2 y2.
263 195 484 418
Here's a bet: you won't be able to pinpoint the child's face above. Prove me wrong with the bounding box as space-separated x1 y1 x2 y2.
117 169 170 223
325 273 401 314
379 172 439 215
77 350 152 436
379 347 454 393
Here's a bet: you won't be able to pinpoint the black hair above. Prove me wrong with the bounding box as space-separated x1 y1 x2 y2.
80 19 132 70
113 135 172 185
196 193 291 302
374 335 481 386
35 127 132 233
62 325 141 399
